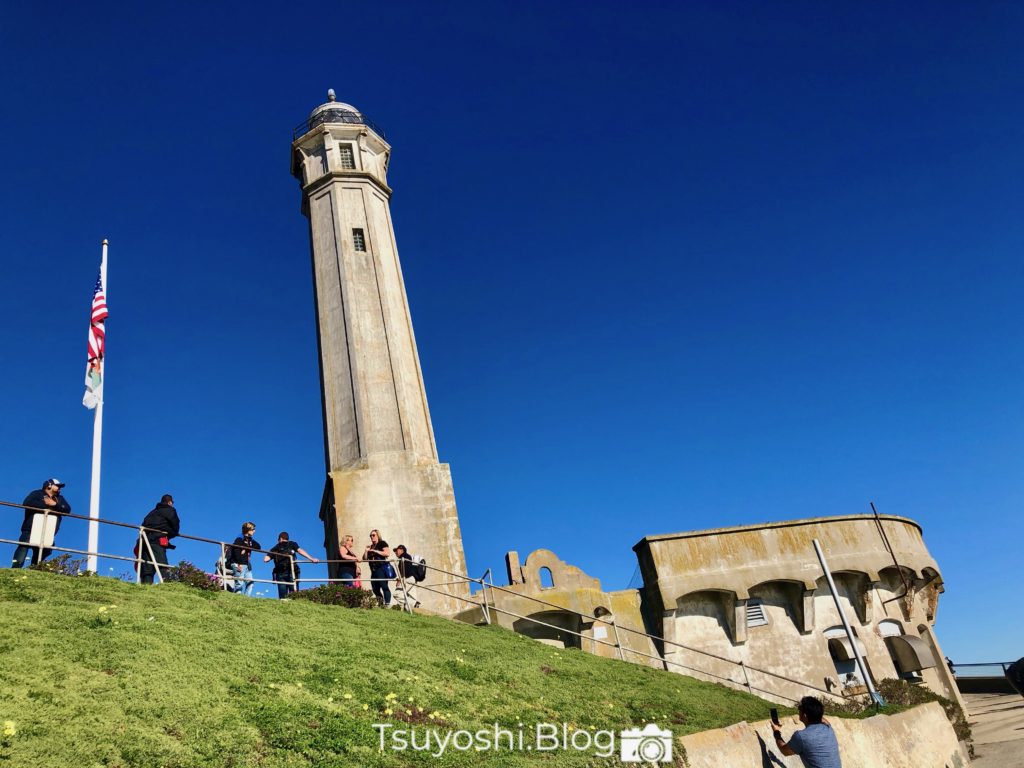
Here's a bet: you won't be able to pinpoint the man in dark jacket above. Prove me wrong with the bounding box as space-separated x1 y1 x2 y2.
139 495 180 585
11 479 71 568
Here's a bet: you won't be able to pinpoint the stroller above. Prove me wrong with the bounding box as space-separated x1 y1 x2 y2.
213 556 235 591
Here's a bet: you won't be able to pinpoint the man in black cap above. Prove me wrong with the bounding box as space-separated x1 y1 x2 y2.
11 479 71 568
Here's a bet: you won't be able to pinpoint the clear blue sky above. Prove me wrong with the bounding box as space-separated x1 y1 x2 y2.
2 2 1021 662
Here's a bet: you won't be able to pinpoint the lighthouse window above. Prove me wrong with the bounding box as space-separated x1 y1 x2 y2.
338 144 355 169
352 229 366 251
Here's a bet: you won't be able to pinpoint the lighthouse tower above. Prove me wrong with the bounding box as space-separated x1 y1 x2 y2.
291 91 468 613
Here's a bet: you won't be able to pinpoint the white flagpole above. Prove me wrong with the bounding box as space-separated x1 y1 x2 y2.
86 239 108 573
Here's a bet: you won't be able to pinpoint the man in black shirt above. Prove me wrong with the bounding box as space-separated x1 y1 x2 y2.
11 479 71 568
363 529 392 606
263 532 318 598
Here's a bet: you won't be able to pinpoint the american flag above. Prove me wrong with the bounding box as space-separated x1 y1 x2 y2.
83 266 108 409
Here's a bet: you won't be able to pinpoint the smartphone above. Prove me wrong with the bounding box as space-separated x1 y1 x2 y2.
770 708 780 725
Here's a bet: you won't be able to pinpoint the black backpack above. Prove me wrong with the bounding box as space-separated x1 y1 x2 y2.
413 557 427 583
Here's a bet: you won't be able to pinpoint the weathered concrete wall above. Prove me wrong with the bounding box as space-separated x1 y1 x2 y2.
634 515 962 706
679 702 970 768
454 549 661 667
329 453 469 615
293 99 467 614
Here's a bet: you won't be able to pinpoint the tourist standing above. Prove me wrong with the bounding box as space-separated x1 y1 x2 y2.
227 522 261 596
11 479 71 568
264 531 318 598
338 533 360 586
392 544 421 609
139 494 180 585
363 529 392 606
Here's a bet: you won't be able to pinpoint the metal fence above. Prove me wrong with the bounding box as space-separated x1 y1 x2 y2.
292 107 387 141
1 499 844 705
950 661 1016 678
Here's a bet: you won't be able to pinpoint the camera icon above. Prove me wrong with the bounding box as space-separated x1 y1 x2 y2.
620 724 673 763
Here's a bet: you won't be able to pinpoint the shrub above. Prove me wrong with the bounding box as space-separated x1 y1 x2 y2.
29 554 94 577
164 561 221 592
876 678 972 746
289 583 377 609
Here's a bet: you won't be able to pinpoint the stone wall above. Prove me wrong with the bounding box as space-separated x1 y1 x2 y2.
453 549 661 667
679 702 970 768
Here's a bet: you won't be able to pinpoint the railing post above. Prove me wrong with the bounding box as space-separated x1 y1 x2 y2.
480 569 492 625
289 553 297 597
37 507 51 566
483 585 491 625
219 543 229 590
739 661 752 695
141 530 163 585
611 618 625 661
397 558 412 613
135 527 144 584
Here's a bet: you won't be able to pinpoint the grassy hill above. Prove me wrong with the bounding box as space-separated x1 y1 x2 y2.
0 569 781 767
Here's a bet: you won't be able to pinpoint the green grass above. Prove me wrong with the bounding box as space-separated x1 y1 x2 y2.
0 570 782 767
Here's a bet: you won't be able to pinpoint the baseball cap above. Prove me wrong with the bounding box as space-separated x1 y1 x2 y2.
45 478 66 489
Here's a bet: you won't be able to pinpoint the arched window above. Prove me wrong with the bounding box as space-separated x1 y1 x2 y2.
539 567 554 589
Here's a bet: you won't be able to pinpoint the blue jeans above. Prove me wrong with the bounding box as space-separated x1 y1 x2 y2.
231 563 254 596
276 580 294 599
11 530 52 568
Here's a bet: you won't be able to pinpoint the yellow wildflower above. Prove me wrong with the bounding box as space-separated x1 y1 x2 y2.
2 721 15 737
384 708 393 716
343 693 352 700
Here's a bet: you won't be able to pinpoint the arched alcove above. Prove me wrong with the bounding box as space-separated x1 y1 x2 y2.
747 579 805 632
513 610 581 649
824 626 871 690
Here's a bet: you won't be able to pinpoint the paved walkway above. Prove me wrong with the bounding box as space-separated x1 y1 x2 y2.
964 692 1024 768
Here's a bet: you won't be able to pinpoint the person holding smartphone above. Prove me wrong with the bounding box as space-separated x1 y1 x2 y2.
771 696 841 768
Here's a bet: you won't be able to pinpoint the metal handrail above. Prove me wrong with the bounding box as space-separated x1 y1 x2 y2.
292 107 386 141
1 499 837 703
390 572 804 703
950 661 1016 676
416 556 836 698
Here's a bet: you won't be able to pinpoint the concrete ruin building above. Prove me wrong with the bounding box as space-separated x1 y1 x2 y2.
465 514 961 707
290 92 468 614
633 513 963 707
